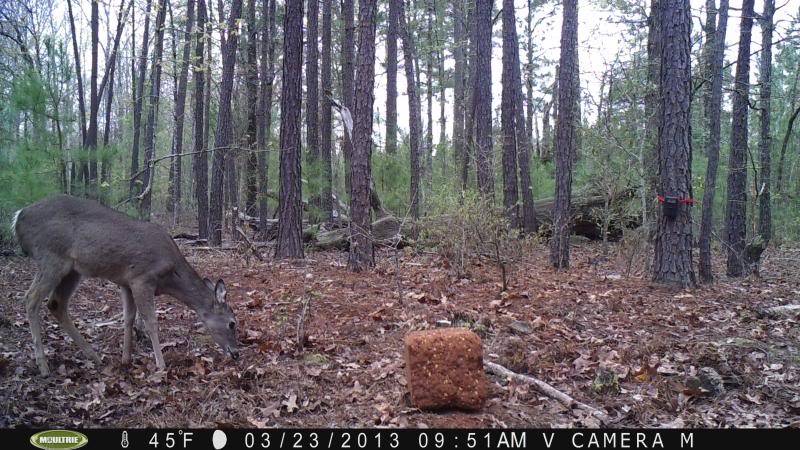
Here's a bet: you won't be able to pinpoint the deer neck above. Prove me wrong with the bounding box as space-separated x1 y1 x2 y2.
161 262 211 313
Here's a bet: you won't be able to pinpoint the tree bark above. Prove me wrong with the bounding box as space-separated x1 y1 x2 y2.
209 0 243 245
725 0 754 277
399 0 423 220
652 0 695 286
775 67 800 194
644 0 662 228
319 0 333 220
386 0 399 155
66 0 87 148
452 0 466 192
193 0 209 239
474 0 494 197
501 0 520 228
86 0 100 197
340 0 355 195
130 0 154 200
698 0 728 282
757 0 774 244
348 0 379 272
550 0 578 269
243 0 259 218
257 0 276 236
140 0 168 219
306 0 320 217
168 0 195 224
275 0 305 258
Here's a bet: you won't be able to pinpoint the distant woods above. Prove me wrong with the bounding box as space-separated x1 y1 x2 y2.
1 0 799 282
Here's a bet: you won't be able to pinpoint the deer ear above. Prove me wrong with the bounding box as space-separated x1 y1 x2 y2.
203 277 215 291
215 280 227 304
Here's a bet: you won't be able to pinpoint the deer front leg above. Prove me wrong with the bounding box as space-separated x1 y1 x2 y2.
121 286 136 365
131 283 165 371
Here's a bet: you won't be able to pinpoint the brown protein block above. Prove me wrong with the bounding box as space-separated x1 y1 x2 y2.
404 328 488 410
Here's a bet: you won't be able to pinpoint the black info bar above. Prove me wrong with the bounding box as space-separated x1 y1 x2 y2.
5 428 798 450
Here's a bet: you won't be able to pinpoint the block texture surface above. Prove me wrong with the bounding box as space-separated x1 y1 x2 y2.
404 328 487 410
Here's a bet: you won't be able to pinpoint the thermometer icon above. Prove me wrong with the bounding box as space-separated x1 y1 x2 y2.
121 431 129 448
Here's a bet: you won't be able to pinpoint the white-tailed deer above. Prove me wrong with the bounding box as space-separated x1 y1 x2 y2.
11 195 239 376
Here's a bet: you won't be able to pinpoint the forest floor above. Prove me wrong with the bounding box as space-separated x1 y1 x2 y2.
1 239 798 428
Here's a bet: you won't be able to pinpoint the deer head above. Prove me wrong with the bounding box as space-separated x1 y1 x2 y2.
198 278 239 359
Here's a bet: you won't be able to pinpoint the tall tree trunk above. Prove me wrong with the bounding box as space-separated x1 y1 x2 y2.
464 1 476 191
757 0 774 244
319 0 333 220
511 3 537 233
348 0 379 272
698 0 729 282
193 0 209 239
130 0 154 199
244 0 259 217
644 0 662 228
101 0 132 194
653 0 695 286
501 0 520 227
140 0 169 219
86 0 100 197
550 0 578 269
275 0 305 258
452 0 466 192
725 0 755 277
425 0 434 195
209 0 244 245
701 0 717 129
399 0 423 220
340 0 355 195
66 0 87 148
257 0 276 236
474 0 494 197
386 0 399 155
306 0 320 217
169 0 196 224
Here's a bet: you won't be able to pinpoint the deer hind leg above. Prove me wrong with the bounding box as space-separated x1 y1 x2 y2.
130 282 165 371
47 271 101 366
24 262 71 376
120 286 137 365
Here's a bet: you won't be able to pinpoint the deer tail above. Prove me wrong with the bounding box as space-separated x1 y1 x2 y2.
10 209 25 255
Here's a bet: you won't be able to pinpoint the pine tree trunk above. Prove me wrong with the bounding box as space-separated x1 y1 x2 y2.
550 0 578 269
306 0 320 218
725 0 754 277
644 0 662 228
698 0 728 282
340 0 355 195
209 0 243 245
87 0 99 198
193 0 209 239
758 0 774 244
348 0 379 272
386 0 399 155
501 0 520 228
140 0 169 220
275 0 305 258
257 0 276 236
244 0 259 218
319 0 333 220
168 0 195 224
399 0 423 220
652 0 695 286
452 0 466 192
130 0 153 199
474 0 494 197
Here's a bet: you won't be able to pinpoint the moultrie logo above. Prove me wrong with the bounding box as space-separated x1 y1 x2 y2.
29 430 88 450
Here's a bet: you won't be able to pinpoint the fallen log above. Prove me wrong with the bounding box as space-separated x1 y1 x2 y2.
311 215 412 250
533 189 639 240
485 361 611 424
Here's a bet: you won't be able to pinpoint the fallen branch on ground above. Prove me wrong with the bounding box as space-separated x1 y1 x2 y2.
485 361 611 424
